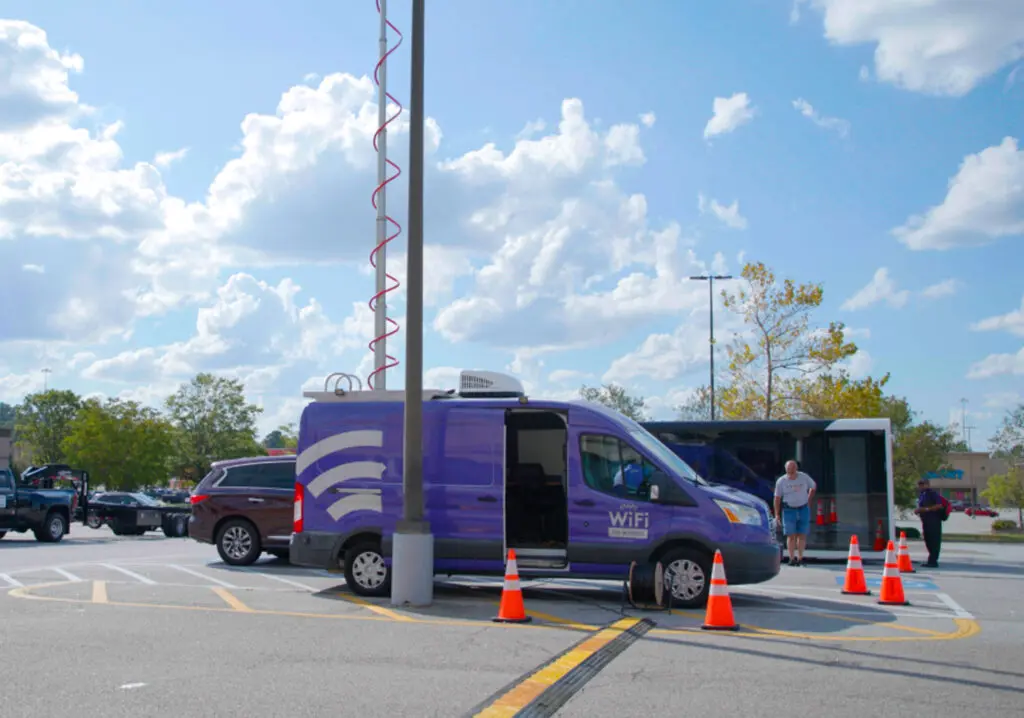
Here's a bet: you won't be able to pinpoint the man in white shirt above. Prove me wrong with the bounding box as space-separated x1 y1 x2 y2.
773 460 817 567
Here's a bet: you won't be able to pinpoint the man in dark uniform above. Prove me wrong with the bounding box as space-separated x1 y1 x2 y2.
914 478 944 568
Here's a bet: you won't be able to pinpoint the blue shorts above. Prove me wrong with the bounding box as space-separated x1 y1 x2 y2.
782 504 810 536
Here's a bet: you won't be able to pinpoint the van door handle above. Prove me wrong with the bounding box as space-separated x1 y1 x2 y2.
248 498 265 503
573 499 595 507
476 495 497 503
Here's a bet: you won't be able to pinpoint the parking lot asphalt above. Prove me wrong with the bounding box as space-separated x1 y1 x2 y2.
2 524 1023 717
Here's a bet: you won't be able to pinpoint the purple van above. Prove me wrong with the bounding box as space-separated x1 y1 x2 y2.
289 371 780 608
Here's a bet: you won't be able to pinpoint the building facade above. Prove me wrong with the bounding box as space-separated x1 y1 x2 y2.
927 451 1012 505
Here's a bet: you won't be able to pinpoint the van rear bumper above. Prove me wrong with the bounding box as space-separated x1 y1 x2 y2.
717 541 781 585
290 531 340 570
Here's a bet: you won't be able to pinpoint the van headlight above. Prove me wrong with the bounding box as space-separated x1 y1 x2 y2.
713 499 763 526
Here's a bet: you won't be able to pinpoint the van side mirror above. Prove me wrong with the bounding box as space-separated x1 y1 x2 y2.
649 484 660 502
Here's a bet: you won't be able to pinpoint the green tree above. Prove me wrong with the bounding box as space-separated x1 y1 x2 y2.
62 398 175 490
165 373 264 478
0 401 16 429
579 384 649 422
990 403 1023 462
13 390 83 464
981 467 1024 529
890 419 960 512
675 385 715 421
718 262 858 419
263 424 298 450
786 372 892 419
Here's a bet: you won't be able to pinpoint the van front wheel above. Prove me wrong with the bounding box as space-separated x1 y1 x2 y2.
661 547 712 608
343 540 391 598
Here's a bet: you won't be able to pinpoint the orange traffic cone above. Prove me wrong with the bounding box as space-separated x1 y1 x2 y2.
828 498 838 524
815 499 825 526
872 519 886 551
840 535 871 595
493 549 532 623
701 550 739 631
897 532 915 574
878 540 910 606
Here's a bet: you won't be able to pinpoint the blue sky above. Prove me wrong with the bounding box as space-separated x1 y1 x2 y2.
0 0 1021 449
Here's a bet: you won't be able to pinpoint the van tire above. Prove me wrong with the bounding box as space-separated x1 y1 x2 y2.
216 519 262 566
660 547 712 609
343 540 391 598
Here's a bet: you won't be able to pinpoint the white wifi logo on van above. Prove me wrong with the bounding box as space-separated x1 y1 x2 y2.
295 430 386 521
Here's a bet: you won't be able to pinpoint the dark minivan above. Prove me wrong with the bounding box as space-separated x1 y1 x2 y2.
188 455 295 565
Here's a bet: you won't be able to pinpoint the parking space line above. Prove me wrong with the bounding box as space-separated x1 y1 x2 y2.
332 592 416 622
936 593 975 619
101 564 158 586
232 569 318 592
170 564 238 589
92 581 108 604
53 568 82 582
212 587 253 612
467 617 653 718
0 573 23 588
737 586 944 617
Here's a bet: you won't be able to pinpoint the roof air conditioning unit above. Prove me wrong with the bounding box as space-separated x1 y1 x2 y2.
458 370 526 398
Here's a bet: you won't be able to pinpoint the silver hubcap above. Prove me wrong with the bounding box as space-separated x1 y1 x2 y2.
87 515 101 528
222 526 252 560
664 559 706 601
49 517 64 539
351 551 387 589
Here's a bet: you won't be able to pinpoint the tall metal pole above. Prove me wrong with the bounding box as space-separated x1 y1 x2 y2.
391 0 433 607
42 367 52 392
960 398 968 444
373 0 389 389
690 275 732 420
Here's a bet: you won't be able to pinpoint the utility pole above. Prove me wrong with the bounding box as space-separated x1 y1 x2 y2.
960 398 968 444
689 274 732 420
391 0 433 608
41 368 52 391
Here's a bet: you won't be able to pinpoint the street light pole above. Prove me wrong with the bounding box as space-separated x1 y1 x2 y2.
391 0 433 608
689 275 732 420
41 367 52 392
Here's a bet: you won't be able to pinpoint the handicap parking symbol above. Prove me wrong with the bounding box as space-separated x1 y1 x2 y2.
834 575 939 591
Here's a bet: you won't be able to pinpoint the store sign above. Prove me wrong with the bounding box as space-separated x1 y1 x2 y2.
924 469 964 480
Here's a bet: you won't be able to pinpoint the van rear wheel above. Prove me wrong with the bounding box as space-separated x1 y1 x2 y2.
661 547 712 608
343 540 390 597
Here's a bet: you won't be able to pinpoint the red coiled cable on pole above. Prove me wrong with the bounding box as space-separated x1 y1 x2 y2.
367 0 403 390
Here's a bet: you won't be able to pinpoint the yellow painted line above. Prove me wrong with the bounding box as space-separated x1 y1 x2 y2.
473 618 640 718
650 617 981 643
6 582 982 643
212 587 254 613
92 581 108 604
331 592 415 622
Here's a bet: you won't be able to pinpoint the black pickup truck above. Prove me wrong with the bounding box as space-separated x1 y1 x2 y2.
0 465 79 542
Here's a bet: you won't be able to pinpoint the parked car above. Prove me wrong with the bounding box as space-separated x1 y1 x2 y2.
0 465 78 542
187 455 296 565
85 491 190 537
966 506 999 517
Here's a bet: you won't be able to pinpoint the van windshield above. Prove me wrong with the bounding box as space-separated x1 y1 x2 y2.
628 429 709 487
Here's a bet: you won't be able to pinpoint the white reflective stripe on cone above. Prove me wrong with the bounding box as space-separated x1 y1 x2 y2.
506 559 519 575
708 580 729 597
504 578 521 592
847 557 862 568
710 561 726 582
